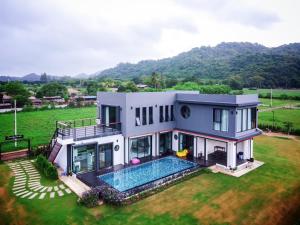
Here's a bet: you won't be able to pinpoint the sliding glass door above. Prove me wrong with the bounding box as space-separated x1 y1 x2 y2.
159 132 172 155
99 143 113 169
129 135 152 160
72 144 96 173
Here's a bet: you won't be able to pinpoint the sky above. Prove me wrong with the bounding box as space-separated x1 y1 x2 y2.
0 0 299 76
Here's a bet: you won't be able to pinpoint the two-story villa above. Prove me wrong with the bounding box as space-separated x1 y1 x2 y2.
49 91 261 181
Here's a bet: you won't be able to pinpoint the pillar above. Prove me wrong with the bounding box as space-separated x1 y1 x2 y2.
227 142 237 169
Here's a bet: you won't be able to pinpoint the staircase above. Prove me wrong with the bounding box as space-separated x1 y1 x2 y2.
48 141 62 163
47 128 62 163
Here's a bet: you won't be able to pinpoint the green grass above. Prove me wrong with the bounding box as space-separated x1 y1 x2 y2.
1 135 300 225
259 109 300 130
0 107 97 152
258 98 300 109
243 88 300 97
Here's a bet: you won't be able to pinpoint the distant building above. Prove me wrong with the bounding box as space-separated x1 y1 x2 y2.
29 96 42 107
71 95 97 106
136 84 148 89
43 96 65 105
1 92 12 104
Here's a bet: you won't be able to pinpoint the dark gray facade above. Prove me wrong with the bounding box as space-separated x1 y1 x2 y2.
97 91 261 140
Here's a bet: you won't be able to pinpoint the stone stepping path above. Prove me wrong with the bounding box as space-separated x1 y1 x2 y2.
6 160 72 200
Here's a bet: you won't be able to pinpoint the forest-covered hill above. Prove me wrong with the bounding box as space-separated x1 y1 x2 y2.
96 42 300 88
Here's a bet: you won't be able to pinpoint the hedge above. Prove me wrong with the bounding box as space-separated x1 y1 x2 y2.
258 123 300 136
35 155 58 180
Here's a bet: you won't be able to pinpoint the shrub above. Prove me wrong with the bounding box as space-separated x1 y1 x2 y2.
35 154 58 180
79 188 100 208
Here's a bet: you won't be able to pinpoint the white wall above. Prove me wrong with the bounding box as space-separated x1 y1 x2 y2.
205 139 227 160
172 130 179 151
227 141 236 168
55 134 124 173
196 137 205 158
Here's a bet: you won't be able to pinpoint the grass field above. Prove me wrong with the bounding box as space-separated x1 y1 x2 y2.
0 107 97 151
259 109 300 130
258 98 300 109
0 135 300 225
243 88 300 97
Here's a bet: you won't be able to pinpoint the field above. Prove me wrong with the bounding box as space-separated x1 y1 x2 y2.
258 98 300 109
0 135 300 225
259 109 300 130
0 107 97 151
243 88 300 97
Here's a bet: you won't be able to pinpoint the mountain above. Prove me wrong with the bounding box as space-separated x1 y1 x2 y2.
0 73 40 82
95 42 300 88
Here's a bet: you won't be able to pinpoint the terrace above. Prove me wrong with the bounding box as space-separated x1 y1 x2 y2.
56 118 122 141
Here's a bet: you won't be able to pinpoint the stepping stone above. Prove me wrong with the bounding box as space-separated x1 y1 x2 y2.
50 192 55 198
14 182 26 187
13 186 25 191
47 187 53 192
13 188 27 194
40 187 48 192
57 190 64 196
33 186 44 192
29 193 38 199
21 191 33 198
54 186 59 191
39 193 46 199
16 190 29 196
65 188 72 194
59 184 65 189
29 184 41 189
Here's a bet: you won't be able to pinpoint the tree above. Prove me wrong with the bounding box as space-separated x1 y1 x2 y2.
283 121 293 135
2 81 30 107
225 75 243 90
36 82 67 98
249 75 265 88
40 73 48 83
150 72 161 89
117 81 138 92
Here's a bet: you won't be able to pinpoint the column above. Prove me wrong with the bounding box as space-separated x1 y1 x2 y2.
227 141 237 169
172 131 179 152
250 139 254 158
124 137 129 164
243 140 250 159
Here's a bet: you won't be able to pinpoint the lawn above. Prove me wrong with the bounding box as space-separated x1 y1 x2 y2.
0 107 97 151
258 98 300 109
243 88 300 97
0 135 300 225
259 109 300 130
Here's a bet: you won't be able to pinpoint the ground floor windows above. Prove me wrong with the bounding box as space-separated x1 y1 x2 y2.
72 144 96 173
99 143 113 169
179 133 194 154
159 132 172 155
129 135 152 160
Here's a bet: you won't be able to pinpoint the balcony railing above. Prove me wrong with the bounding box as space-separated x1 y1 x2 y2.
56 118 121 141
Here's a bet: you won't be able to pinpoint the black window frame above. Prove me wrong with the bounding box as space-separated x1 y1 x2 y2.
142 107 147 125
135 108 141 126
170 105 174 121
159 106 164 122
165 105 169 122
149 106 153 124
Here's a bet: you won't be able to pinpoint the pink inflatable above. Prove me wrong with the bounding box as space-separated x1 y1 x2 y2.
131 158 140 165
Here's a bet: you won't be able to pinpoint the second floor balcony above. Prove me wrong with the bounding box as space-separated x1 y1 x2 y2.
56 118 121 141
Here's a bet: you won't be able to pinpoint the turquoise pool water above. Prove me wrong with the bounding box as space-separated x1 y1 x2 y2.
98 156 197 192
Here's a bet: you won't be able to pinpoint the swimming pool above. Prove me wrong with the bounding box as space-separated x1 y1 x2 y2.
98 156 198 192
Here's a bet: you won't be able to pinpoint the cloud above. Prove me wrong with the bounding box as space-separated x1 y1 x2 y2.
176 0 280 29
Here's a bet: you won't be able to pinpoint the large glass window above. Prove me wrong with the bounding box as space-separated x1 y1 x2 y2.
72 144 96 173
99 143 113 169
236 108 256 132
149 107 153 124
159 106 164 122
135 108 140 126
213 109 229 132
142 107 147 125
129 136 152 160
179 133 194 153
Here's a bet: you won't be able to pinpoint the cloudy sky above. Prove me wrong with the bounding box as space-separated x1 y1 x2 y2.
0 0 299 76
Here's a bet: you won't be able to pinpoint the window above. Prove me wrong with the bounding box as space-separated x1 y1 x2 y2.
142 107 147 125
72 144 96 173
149 107 153 124
236 107 256 132
159 106 164 122
165 105 169 122
251 108 257 129
213 109 229 132
170 105 174 121
180 105 190 119
135 108 140 126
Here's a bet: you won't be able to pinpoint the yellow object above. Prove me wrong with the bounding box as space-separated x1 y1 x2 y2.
176 149 188 157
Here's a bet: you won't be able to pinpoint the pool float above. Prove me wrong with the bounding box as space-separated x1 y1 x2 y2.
176 149 188 157
131 158 140 165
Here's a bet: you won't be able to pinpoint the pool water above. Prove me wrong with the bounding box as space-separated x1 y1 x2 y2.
98 156 197 192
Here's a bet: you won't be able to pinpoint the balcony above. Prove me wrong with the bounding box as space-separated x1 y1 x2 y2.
56 118 121 141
